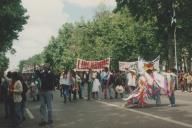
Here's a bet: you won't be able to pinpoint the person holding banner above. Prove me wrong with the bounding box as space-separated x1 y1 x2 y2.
103 67 114 99
87 69 93 100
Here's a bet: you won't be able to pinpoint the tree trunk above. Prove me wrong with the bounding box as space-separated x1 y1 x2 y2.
167 26 175 69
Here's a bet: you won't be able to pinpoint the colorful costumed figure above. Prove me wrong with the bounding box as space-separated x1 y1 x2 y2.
123 63 165 107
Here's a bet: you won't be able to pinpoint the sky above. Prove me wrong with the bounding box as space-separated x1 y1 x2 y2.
7 0 116 71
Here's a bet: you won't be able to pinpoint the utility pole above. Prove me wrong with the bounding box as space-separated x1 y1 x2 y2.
172 2 179 89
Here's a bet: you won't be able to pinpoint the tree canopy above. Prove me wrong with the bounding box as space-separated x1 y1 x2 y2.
19 2 192 73
19 6 161 72
115 0 192 68
0 0 28 73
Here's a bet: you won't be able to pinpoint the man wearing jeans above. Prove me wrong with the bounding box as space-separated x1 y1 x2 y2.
165 69 176 107
87 69 93 100
36 66 55 126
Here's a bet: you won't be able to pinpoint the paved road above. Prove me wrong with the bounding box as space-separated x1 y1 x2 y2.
0 90 192 128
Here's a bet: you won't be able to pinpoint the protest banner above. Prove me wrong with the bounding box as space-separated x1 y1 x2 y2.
119 61 137 71
76 58 110 71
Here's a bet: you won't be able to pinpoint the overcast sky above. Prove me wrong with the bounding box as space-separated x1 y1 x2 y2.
7 0 116 70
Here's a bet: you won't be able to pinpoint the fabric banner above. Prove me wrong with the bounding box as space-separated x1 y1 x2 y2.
119 61 137 71
76 58 110 71
138 56 160 74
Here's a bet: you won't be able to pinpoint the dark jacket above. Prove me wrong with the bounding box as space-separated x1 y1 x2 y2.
1 78 9 100
38 70 55 91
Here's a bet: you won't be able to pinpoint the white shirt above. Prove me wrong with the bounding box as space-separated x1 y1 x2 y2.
13 80 23 103
92 79 101 92
127 73 136 87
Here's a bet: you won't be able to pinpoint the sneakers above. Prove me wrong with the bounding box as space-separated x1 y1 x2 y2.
47 120 53 125
39 121 47 126
171 104 176 107
39 120 53 126
168 104 176 107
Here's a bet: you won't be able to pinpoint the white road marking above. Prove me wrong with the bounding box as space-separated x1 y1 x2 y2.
97 100 192 128
25 108 34 119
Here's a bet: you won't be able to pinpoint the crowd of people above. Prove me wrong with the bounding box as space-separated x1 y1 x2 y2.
0 71 28 128
178 71 192 93
57 65 177 108
0 66 56 127
0 64 191 127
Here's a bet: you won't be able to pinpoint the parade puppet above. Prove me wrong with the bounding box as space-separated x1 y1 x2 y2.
123 63 167 107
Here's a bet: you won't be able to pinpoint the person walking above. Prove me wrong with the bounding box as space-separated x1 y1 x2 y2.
186 72 192 92
1 72 12 119
165 69 176 107
103 67 114 99
179 70 185 92
36 66 55 126
9 72 23 127
87 69 93 100
62 69 73 103
20 74 28 121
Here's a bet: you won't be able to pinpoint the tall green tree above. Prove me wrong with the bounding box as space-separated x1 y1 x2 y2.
18 53 44 72
19 5 161 72
0 0 28 52
0 53 9 75
115 0 192 69
0 0 28 73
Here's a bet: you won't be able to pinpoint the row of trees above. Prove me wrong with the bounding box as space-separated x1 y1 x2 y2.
19 7 160 73
0 0 28 74
116 0 192 70
19 1 192 73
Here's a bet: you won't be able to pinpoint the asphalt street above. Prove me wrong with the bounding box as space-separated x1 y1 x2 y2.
0 90 192 128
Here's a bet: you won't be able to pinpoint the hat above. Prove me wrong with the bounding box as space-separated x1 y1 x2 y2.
115 85 124 94
144 63 154 71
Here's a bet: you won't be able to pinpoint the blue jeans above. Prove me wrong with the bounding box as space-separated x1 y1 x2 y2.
21 100 26 120
88 82 92 100
14 102 22 125
78 82 83 99
63 85 71 102
4 97 9 117
104 84 113 99
40 91 53 122
169 92 175 106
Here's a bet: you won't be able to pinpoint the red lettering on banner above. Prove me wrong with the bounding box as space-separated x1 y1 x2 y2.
76 58 110 70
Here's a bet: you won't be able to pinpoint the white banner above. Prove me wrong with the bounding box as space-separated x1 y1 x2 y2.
119 61 137 71
138 56 160 74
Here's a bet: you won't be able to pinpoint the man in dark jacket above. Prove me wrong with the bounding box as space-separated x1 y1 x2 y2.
1 72 12 118
36 66 55 126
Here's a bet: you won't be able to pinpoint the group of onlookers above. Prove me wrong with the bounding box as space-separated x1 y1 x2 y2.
179 71 192 93
0 66 56 127
58 67 139 102
0 71 28 127
1 66 191 127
